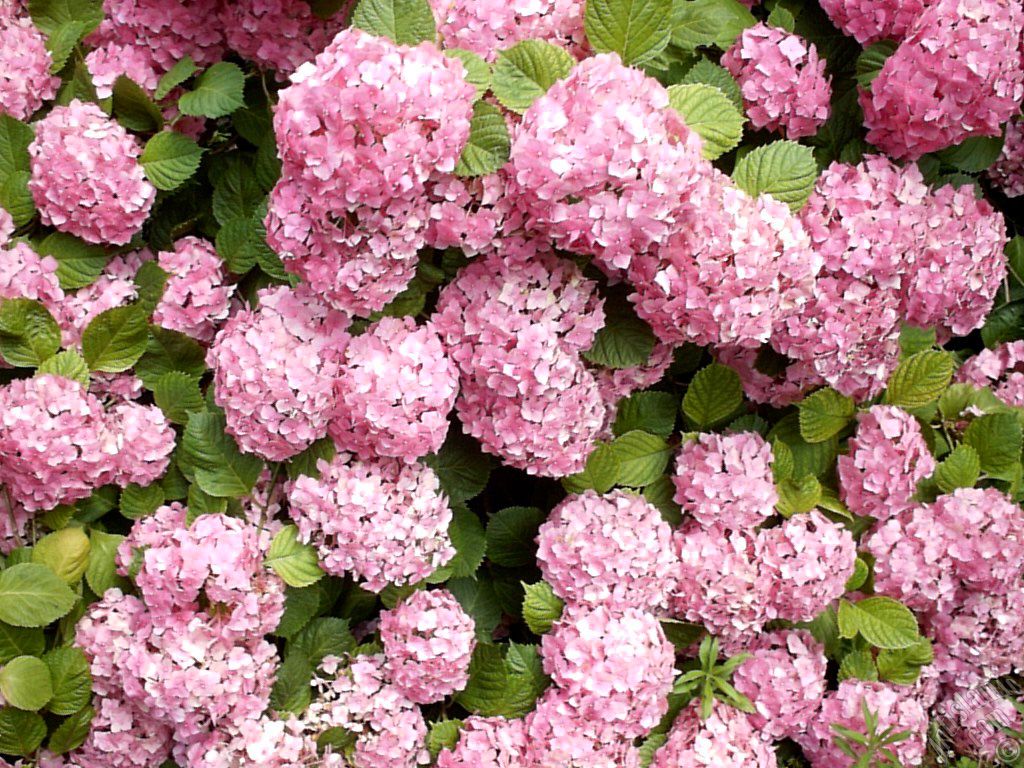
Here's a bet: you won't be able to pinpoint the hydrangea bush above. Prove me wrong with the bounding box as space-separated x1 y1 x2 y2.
0 0 1022 766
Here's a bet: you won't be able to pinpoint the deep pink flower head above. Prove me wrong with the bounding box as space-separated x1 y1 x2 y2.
956 340 1024 406
286 454 454 592
0 14 59 120
536 489 677 611
0 241 64 313
798 680 930 767
508 53 707 272
380 589 476 704
860 0 1024 160
207 284 351 461
28 100 155 245
722 23 831 138
525 686 643 767
220 0 344 78
651 699 778 768
151 237 235 343
330 316 458 463
726 630 828 740
629 171 820 348
989 118 1024 198
430 0 586 60
672 432 778 532
819 0 935 43
266 28 475 315
106 402 176 489
933 687 1023 761
838 405 935 521
436 716 528 768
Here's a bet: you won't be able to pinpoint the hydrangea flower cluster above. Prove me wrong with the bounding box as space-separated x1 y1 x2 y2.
220 0 344 77
430 0 585 60
0 12 59 120
722 23 831 139
956 340 1024 406
819 0 934 43
436 716 528 768
989 119 1024 197
652 699 778 768
0 241 64 312
151 237 235 343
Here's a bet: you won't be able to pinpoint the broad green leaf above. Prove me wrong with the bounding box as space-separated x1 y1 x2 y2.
186 484 227 522
265 525 324 588
682 362 742 429
845 557 869 592
0 708 46 756
44 20 87 73
445 49 491 100
769 413 840 479
424 432 496 503
898 324 936 357
776 474 821 517
454 102 510 177
638 733 669 767
643 474 683 525
427 720 463 759
269 654 312 715
431 506 487 581
854 40 896 87
81 305 149 372
613 391 677 437
982 301 1024 348
135 326 207 389
36 232 109 290
883 350 953 409
933 443 981 493
181 412 264 498
286 438 337 482
120 482 166 521
585 0 673 66
798 387 855 443
502 642 549 717
351 0 437 45
839 597 920 650
454 644 508 715
271 585 321 639
582 288 656 369
611 430 671 487
291 618 355 665
876 639 933 685
47 704 93 754
491 40 574 113
31 528 90 585
963 413 1023 479
523 581 564 635
36 349 88 388
178 62 245 118
0 625 44 665
562 442 620 494
0 564 77 628
681 58 742 110
0 170 35 227
766 4 795 31
155 56 197 101
84 530 127 597
141 132 204 192
133 261 168 316
211 162 262 226
28 0 102 35
112 76 164 133
671 0 755 51
42 648 91 715
838 649 877 682
935 134 1005 174
153 370 205 424
486 507 546 568
733 140 817 211
0 656 52 711
0 115 33 181
0 298 61 367
667 83 744 160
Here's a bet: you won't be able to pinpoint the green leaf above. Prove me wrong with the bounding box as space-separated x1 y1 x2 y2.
776 474 822 518
638 733 669 768
42 648 91 716
839 597 920 650
81 305 149 373
733 140 817 211
211 162 262 226
181 412 264 498
611 431 671 487
423 432 496 503
28 0 102 35
133 261 169 316
271 585 321 639
286 437 337 482
153 370 205 424
140 132 204 192
454 102 510 177
667 83 744 160
44 20 87 73
899 324 936 358
84 530 126 597
155 56 197 101
766 4 795 31
291 618 355 665
120 482 166 521
136 326 208 389
0 170 35 227
883 350 954 409
47 704 93 754
798 387 855 443
445 49 491 100
845 557 869 592
31 528 90 585
0 708 46 756
682 362 742 429
876 639 933 685
351 0 437 45
427 720 463 759
613 391 677 438
186 484 227 522
0 656 52 711
585 0 673 66
269 654 312 715
854 40 896 87
502 642 549 717
769 412 838 478
582 288 656 369
522 581 564 635
933 443 981 493
671 0 755 51
448 576 502 640
265 525 324 588
36 232 109 290
431 506 487 581
0 115 33 182
838 649 878 682
454 644 508 715
0 625 44 665
491 40 575 113
178 62 245 118
681 58 742 110
486 507 546 568
643 474 683 525
963 413 1023 479
0 298 61 367
981 300 1024 348
0 564 77 628
562 442 620 494
935 134 1005 173
112 76 164 133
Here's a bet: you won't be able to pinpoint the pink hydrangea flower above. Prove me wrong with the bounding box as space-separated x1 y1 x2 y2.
436 717 528 768
68 694 173 768
838 405 936 521
151 236 235 343
860 0 1024 160
536 489 677 611
56 252 143 348
525 687 643 768
672 431 778 532
0 13 59 120
28 100 156 245
0 241 65 314
722 23 831 138
207 285 351 461
933 687 1023 761
286 454 455 592
652 699 778 768
380 589 476 704
85 42 163 99
106 402 176 489
819 0 935 44
714 344 824 408
430 0 586 60
989 118 1024 198
330 317 458 463
956 340 1024 406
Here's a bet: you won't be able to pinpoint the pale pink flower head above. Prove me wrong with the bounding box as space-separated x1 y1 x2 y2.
651 699 778 768
722 23 831 138
956 340 1024 407
85 41 162 99
672 431 778 532
430 0 586 60
380 588 476 704
989 118 1024 198
106 401 176 489
207 284 351 461
838 405 936 521
286 454 455 592
28 100 156 245
536 489 677 611
68 694 173 768
0 241 64 314
152 236 236 343
819 0 936 44
0 14 59 120
436 716 528 768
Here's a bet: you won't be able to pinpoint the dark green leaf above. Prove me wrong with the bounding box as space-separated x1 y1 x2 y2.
178 62 246 118
423 431 496 503
485 507 546 568
141 132 204 191
682 362 742 429
112 76 164 133
43 648 91 715
181 412 264 498
0 708 46 756
454 102 511 177
351 0 437 45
